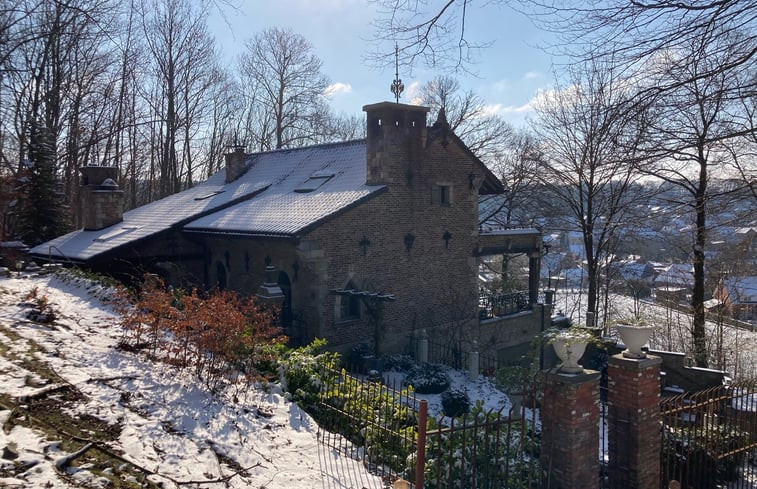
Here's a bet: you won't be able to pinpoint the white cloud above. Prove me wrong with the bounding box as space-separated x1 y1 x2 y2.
523 71 542 80
481 102 534 116
323 82 353 98
405 80 423 105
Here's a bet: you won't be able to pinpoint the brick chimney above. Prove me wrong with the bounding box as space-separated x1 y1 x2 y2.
362 102 429 185
225 145 248 183
79 166 124 231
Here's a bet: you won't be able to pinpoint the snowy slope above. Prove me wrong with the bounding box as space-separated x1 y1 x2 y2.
0 272 383 489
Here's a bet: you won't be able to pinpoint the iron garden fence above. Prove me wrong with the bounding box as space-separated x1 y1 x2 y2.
659 381 757 489
316 367 539 488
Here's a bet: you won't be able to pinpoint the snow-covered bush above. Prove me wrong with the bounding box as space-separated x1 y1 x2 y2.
441 389 470 417
404 363 450 394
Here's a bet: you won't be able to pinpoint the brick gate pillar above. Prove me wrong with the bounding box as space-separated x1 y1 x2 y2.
541 368 600 489
607 354 662 489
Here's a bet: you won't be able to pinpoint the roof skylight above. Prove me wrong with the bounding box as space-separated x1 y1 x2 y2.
194 190 225 201
94 226 141 242
294 172 335 193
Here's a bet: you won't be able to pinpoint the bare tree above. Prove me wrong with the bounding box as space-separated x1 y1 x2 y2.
635 33 753 367
479 129 542 227
531 61 649 328
369 0 493 71
370 0 755 83
240 27 330 150
418 75 513 161
140 0 219 197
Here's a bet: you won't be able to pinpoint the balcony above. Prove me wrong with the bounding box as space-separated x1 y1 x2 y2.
479 290 534 320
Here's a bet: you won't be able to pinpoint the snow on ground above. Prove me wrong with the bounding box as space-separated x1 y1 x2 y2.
383 368 511 418
0 272 384 489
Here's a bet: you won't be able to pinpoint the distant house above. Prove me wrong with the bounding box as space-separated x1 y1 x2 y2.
561 231 586 259
654 263 694 304
31 102 545 356
610 260 656 297
714 277 757 322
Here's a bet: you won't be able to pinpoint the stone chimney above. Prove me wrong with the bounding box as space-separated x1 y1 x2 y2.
225 144 248 183
362 102 429 185
79 166 124 231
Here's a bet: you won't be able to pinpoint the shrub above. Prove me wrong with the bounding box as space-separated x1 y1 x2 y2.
663 423 750 486
382 354 417 372
277 339 339 412
495 366 531 393
416 402 541 488
22 286 56 323
441 389 470 417
114 275 286 390
404 363 450 394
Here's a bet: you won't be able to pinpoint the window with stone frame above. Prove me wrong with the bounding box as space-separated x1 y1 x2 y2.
432 183 453 206
338 282 361 320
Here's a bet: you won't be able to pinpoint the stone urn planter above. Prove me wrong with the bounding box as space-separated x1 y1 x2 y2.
551 336 588 374
616 323 654 359
541 327 597 374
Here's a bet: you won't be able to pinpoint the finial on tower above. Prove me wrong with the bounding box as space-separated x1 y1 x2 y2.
390 43 404 103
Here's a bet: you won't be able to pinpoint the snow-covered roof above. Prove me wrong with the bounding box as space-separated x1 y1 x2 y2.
31 140 381 262
478 227 541 237
723 276 757 304
185 140 379 236
655 263 694 286
615 262 653 281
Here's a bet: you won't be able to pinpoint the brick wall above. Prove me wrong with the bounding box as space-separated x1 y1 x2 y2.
541 369 601 489
607 354 662 489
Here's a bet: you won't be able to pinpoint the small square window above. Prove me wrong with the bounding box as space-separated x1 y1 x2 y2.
432 184 453 206
440 185 451 205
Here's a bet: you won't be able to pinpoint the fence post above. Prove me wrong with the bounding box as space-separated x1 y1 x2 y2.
469 341 479 381
415 399 427 489
417 329 428 364
607 354 662 489
541 367 601 489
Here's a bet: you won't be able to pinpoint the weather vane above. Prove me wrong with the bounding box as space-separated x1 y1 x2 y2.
390 43 404 103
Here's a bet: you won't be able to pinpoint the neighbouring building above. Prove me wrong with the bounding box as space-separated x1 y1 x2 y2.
713 276 757 322
31 102 545 356
654 263 694 304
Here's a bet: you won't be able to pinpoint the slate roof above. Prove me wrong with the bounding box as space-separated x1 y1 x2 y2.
30 140 381 262
185 140 378 236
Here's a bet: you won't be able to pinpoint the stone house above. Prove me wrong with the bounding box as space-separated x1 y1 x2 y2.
31 102 544 356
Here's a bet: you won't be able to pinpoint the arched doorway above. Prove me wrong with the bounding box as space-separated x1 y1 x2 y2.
215 262 227 290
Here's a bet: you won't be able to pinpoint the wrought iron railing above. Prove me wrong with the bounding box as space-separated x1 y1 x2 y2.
479 291 532 320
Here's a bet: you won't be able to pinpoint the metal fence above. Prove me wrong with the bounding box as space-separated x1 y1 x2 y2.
316 367 540 488
479 291 532 320
424 405 541 489
660 381 757 489
404 335 502 375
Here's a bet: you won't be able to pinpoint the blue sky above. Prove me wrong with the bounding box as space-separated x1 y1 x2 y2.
209 0 558 127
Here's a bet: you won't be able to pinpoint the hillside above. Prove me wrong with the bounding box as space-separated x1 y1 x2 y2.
0 272 382 489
